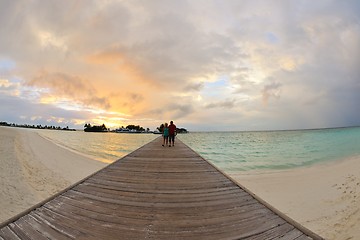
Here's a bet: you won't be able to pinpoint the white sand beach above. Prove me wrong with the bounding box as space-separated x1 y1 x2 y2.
1 126 359 239
230 156 360 240
0 126 106 224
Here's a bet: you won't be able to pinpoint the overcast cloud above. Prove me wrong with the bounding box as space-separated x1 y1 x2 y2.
0 0 359 131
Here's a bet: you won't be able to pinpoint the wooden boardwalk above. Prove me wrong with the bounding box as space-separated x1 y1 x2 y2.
0 138 323 239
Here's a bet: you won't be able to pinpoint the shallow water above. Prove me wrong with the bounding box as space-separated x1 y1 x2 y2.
178 127 360 172
38 130 157 163
38 127 360 172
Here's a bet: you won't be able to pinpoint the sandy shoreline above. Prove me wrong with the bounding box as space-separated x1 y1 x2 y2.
0 126 106 224
230 155 360 240
1 126 359 239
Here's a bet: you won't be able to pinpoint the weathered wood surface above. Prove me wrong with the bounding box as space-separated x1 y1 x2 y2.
0 137 323 239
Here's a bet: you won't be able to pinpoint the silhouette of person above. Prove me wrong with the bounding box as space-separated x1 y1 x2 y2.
168 121 177 147
162 122 169 147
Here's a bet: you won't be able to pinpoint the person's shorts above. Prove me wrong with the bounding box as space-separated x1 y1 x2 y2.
169 134 175 142
163 135 168 140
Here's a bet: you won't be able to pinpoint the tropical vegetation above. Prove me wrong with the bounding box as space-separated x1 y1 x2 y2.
84 123 108 132
0 121 75 131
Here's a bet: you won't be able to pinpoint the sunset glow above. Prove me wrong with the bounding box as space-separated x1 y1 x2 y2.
0 1 359 131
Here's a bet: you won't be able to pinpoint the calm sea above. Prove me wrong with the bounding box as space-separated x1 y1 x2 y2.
38 127 360 172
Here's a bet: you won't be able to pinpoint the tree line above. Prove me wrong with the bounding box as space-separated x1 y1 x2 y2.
0 121 75 131
84 123 108 132
84 123 149 132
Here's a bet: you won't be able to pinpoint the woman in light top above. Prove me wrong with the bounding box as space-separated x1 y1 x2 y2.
162 123 169 147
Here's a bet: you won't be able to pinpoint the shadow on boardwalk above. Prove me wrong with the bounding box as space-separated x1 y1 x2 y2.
0 138 323 239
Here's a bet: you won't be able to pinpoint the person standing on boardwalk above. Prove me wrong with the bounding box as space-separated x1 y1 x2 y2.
162 123 169 147
168 121 177 147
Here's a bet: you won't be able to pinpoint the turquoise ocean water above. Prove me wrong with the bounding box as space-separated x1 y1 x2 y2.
38 127 360 173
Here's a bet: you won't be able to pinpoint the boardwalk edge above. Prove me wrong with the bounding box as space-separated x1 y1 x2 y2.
178 139 325 240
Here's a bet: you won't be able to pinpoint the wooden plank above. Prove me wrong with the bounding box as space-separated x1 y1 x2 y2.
0 227 21 240
244 223 295 239
9 217 48 240
93 170 226 181
85 178 236 191
81 180 240 194
33 208 102 239
24 214 74 240
80 180 241 194
56 193 261 220
7 223 32 240
64 188 255 208
35 207 146 239
72 184 250 203
47 196 268 227
87 175 232 186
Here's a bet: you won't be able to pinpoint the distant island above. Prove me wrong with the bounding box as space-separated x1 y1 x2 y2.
84 123 188 134
84 123 150 133
0 121 76 131
84 123 109 132
113 125 151 133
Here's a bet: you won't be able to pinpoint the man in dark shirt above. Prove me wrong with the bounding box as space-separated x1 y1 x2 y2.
168 121 177 147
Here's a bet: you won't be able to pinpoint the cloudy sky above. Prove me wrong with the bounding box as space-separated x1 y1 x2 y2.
1 0 359 131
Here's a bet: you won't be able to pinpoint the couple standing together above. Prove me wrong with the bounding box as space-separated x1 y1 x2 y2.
162 121 176 147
